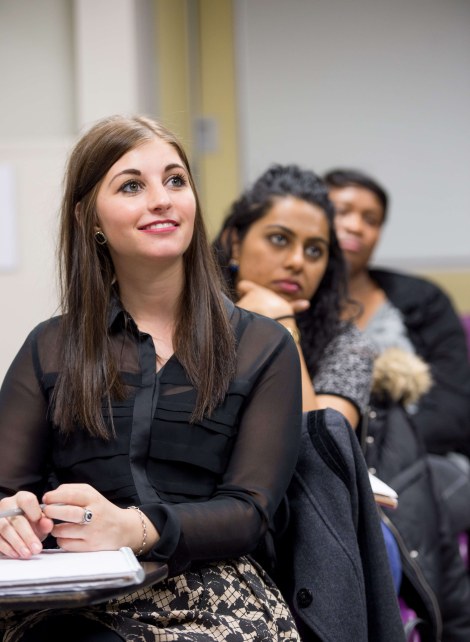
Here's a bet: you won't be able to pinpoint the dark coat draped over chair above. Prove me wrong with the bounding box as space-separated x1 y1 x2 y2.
274 408 405 642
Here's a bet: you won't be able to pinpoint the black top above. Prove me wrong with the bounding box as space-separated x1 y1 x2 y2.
370 268 470 457
0 297 302 577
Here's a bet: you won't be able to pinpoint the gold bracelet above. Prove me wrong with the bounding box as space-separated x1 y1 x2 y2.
128 506 147 556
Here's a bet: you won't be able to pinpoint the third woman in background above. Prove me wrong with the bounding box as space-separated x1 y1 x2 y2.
324 167 470 526
324 168 470 641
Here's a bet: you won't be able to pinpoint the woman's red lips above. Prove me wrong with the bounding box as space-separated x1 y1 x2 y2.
338 238 362 253
138 220 179 232
274 280 301 294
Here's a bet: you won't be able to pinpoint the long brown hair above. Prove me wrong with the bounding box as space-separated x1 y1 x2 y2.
54 115 236 437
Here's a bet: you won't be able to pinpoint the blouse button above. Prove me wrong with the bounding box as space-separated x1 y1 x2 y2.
369 467 376 475
410 550 419 559
369 410 377 419
366 436 375 444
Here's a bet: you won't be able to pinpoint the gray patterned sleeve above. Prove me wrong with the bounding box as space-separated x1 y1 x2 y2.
314 323 375 415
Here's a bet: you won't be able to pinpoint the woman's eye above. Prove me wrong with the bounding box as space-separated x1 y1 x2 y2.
167 173 187 188
268 233 287 246
120 180 142 193
364 214 381 227
305 245 323 259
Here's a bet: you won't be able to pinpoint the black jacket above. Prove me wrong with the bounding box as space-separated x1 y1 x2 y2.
274 409 405 642
370 268 470 457
364 395 470 642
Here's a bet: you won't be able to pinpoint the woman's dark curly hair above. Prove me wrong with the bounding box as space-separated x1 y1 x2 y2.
213 164 349 377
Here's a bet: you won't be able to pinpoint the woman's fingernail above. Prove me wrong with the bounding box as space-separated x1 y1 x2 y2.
31 542 42 554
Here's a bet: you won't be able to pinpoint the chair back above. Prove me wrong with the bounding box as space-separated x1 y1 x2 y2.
461 314 470 359
398 598 422 641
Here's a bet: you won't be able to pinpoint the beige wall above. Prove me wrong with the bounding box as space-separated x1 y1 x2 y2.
419 270 470 315
155 0 192 149
156 0 240 237
198 0 240 236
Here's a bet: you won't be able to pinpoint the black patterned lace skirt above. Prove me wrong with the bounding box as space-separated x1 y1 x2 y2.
1 556 300 641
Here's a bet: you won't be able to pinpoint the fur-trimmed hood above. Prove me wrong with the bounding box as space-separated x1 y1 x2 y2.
371 347 433 406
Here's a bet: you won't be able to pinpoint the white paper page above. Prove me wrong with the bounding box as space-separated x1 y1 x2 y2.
0 548 144 588
368 472 398 501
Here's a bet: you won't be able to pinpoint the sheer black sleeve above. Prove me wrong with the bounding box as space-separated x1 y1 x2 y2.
0 324 51 498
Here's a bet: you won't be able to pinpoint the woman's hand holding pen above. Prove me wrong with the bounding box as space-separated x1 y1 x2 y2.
43 483 158 556
0 491 54 559
0 483 159 559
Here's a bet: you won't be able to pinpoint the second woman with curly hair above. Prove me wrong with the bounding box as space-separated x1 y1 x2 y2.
213 163 373 429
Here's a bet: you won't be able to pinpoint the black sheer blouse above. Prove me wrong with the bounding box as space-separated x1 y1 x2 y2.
0 299 302 576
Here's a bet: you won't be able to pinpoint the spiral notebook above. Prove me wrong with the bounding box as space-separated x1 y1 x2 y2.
0 547 145 596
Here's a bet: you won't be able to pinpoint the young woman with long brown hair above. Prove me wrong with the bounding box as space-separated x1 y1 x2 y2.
0 115 302 642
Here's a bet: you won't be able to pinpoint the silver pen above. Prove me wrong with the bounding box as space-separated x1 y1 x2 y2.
0 503 61 519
